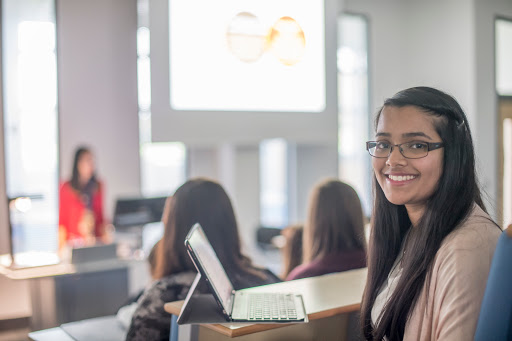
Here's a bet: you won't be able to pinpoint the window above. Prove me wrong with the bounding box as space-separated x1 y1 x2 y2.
1 0 59 266
496 18 512 228
137 0 186 197
496 19 512 96
259 139 288 228
140 142 186 197
337 13 371 216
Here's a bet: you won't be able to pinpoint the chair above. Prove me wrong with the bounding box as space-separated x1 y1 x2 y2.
474 225 512 341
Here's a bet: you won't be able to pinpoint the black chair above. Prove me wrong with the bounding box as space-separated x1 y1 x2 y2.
256 226 282 249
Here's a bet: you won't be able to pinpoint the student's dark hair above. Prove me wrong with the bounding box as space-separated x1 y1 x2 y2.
304 179 366 263
280 224 303 279
70 146 97 191
154 178 266 287
147 239 161 278
360 86 492 340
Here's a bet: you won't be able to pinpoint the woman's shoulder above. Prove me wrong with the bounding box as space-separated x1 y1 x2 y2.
413 208 502 341
285 257 330 280
285 263 314 281
126 271 197 340
135 272 196 308
145 272 197 297
285 250 366 281
59 181 77 200
435 205 501 270
441 204 501 250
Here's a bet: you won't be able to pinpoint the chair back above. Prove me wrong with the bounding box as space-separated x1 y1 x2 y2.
474 225 512 341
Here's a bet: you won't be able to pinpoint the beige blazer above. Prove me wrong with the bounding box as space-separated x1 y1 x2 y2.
403 205 501 340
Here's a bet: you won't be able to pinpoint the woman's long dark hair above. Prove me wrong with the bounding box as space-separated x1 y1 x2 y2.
303 179 366 263
280 224 303 279
360 87 490 340
154 178 267 288
70 146 98 191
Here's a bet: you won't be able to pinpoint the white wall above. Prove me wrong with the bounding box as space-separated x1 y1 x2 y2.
342 0 512 218
186 143 339 261
147 0 342 253
343 0 475 118
232 145 261 253
474 0 512 218
343 0 407 109
149 0 339 146
186 145 260 257
293 144 339 222
187 146 220 180
57 0 141 220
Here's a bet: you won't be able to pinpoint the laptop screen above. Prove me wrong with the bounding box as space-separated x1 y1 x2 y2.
186 223 235 315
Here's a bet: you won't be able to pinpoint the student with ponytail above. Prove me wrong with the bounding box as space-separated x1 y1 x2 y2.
361 87 501 340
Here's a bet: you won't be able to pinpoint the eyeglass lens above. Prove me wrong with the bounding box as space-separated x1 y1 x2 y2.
369 142 429 158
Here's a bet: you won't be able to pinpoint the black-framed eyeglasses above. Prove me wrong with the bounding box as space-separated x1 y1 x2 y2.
366 141 444 159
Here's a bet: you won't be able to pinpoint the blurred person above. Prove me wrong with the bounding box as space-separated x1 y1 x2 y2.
59 146 108 250
286 179 367 281
279 224 303 279
126 178 280 341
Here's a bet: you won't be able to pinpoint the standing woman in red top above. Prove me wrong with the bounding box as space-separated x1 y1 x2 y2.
59 146 106 249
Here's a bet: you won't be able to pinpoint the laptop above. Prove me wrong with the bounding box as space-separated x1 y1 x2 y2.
177 223 308 324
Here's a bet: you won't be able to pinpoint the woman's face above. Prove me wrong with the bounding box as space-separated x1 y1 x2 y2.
372 105 444 218
77 151 95 182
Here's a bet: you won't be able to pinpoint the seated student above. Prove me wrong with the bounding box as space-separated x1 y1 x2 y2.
278 224 303 279
286 179 367 281
119 196 172 326
126 178 280 341
361 87 501 340
117 239 161 329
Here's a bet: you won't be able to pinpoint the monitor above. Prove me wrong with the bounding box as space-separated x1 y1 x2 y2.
113 196 167 228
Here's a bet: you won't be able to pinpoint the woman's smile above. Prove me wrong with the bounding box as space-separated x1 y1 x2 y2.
372 105 444 218
385 173 418 183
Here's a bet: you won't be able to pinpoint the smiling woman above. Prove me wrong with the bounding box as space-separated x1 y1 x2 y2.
361 87 502 341
371 105 445 226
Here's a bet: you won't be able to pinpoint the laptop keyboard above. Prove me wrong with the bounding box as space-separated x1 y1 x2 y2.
247 293 298 321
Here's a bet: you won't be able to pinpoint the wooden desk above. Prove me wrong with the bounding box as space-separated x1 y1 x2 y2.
0 258 147 330
164 268 367 340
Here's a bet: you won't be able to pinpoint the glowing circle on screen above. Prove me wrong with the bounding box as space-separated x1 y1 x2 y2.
226 12 267 63
268 16 306 66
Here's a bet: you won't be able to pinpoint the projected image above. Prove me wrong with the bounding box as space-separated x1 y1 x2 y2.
226 13 306 66
169 0 325 112
268 16 306 66
226 12 267 63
